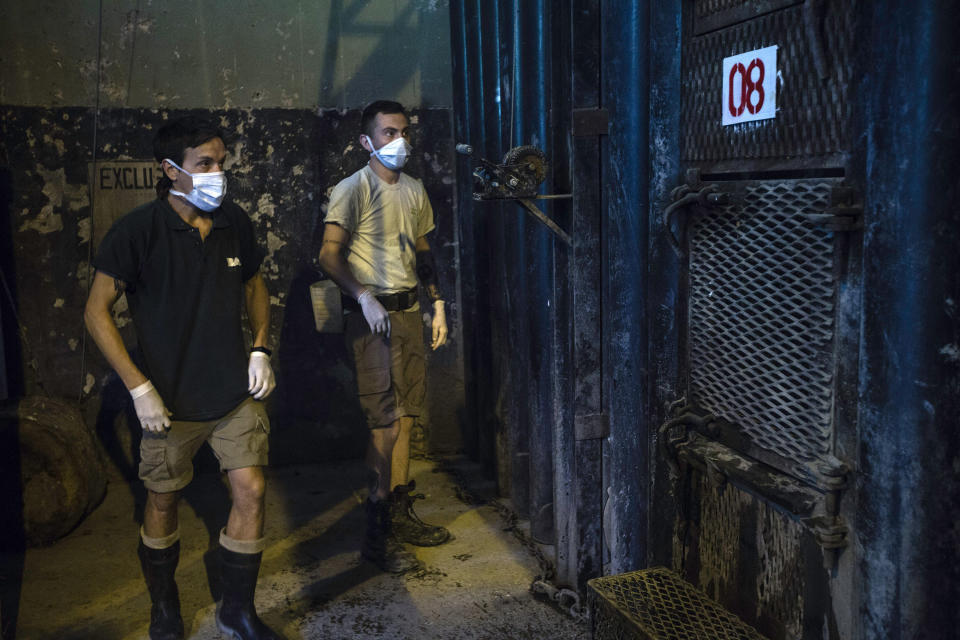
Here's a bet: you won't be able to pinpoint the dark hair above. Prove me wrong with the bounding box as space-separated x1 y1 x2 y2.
152 116 225 198
360 100 407 137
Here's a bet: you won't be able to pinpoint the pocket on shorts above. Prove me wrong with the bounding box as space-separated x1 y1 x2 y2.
255 409 270 435
356 366 391 396
138 440 169 481
234 399 270 449
245 412 270 459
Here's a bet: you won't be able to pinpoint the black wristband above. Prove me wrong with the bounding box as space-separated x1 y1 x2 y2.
416 248 443 302
251 346 272 357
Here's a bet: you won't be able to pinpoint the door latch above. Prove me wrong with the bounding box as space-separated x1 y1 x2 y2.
802 185 863 231
664 178 731 256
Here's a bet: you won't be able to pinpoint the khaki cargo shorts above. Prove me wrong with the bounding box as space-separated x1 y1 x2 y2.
138 397 270 493
345 308 425 429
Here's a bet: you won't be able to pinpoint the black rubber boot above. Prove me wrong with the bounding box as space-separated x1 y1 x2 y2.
389 480 451 546
216 547 284 640
137 539 185 640
362 498 420 573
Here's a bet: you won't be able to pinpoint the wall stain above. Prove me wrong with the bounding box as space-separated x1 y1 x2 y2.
1 104 461 464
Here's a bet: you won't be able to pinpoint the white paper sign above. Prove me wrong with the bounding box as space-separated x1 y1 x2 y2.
722 45 777 126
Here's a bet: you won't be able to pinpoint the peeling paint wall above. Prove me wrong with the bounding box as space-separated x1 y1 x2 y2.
0 2 462 472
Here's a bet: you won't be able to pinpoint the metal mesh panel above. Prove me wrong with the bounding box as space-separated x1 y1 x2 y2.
697 477 748 600
682 3 853 163
693 0 803 32
695 0 754 17
756 498 804 638
692 478 805 638
688 180 836 465
589 568 769 640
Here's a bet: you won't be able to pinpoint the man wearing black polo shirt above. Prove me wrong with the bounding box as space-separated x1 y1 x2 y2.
319 100 450 574
84 117 282 640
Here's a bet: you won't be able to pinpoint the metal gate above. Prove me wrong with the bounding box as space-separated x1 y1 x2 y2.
687 178 842 481
660 1 860 637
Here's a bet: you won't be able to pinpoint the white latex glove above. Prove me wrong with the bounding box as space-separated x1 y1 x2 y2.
248 351 276 400
130 380 172 433
358 289 391 337
431 300 448 350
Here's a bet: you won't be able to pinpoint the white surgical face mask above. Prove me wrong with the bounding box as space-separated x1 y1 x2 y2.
165 159 227 212
365 135 411 170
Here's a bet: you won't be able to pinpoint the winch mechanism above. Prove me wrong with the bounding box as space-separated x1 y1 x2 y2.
458 143 572 245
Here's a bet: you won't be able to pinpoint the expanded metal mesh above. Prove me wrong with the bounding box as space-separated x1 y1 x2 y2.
692 477 805 638
695 0 755 17
756 495 804 638
696 475 748 597
688 180 836 465
693 0 802 24
682 2 853 163
589 568 769 639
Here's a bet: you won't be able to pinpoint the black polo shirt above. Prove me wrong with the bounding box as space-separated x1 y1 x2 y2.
93 198 265 420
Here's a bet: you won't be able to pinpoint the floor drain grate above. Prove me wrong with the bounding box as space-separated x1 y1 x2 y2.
587 567 769 640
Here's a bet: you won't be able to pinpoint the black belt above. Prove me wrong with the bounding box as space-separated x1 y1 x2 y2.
343 288 418 312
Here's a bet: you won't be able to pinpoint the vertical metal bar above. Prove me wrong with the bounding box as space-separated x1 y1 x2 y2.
449 0 477 461
511 0 558 544
600 0 649 574
646 0 683 571
558 0 606 592
550 0 578 588
492 0 530 518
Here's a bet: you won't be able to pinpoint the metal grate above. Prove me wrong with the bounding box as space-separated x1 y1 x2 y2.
589 567 769 639
756 497 804 638
691 477 805 638
696 475 748 599
694 0 801 21
695 0 755 17
682 2 853 165
688 180 836 466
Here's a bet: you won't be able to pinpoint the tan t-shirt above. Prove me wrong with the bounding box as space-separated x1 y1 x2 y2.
325 165 435 295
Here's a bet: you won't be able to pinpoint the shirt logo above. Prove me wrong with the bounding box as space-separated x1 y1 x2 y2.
226 257 241 268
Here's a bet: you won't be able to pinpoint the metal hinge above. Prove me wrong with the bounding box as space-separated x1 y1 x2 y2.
571 108 609 137
575 412 609 440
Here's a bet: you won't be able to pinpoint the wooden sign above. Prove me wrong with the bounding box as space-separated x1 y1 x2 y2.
88 160 161 249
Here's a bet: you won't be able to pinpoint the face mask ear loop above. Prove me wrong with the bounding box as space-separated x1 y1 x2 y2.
364 135 379 161
365 135 389 168
163 158 185 175
163 158 190 194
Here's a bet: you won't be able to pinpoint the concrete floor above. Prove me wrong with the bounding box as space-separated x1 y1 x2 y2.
5 458 588 640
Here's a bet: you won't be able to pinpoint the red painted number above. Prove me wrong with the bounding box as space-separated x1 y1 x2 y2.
728 58 766 117
728 62 747 116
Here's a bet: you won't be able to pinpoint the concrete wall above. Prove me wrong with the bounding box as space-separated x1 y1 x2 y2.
0 0 453 109
0 1 463 475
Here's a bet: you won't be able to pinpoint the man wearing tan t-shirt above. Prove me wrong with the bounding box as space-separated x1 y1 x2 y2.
319 100 450 572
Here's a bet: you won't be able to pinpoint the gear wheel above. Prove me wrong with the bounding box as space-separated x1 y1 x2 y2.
501 145 548 194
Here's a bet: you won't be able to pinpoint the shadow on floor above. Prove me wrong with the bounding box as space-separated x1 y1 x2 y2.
13 459 588 640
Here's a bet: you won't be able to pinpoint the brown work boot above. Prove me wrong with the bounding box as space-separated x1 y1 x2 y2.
362 498 420 573
389 480 451 547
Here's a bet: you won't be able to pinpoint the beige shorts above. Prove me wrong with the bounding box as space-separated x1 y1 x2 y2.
345 308 425 429
138 397 270 493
